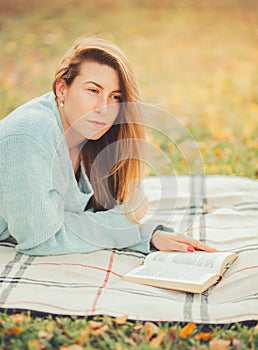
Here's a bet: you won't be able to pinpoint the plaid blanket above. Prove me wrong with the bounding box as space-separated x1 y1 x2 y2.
0 175 257 323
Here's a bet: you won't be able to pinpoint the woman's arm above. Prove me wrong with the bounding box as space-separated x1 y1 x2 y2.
0 135 157 255
0 134 216 256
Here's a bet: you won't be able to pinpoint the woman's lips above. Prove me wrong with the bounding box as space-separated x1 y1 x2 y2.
88 119 107 127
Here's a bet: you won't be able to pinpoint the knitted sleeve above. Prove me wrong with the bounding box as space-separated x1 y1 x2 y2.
0 135 157 255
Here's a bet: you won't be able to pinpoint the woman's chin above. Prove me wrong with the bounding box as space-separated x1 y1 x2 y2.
87 127 110 140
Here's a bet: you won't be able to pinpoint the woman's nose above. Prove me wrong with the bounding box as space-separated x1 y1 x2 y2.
95 95 108 115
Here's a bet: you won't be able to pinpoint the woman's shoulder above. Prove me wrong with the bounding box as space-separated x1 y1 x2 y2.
0 92 62 145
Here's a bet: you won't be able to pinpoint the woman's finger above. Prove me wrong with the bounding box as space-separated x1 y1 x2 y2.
151 230 218 252
168 232 217 252
151 231 197 252
166 240 195 253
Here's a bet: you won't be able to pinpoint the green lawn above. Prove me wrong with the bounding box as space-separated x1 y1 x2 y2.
0 0 257 348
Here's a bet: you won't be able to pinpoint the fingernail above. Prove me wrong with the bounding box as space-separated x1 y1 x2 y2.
187 246 195 252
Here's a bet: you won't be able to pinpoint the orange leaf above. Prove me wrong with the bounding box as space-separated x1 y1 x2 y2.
150 329 165 348
115 315 128 324
215 148 223 158
89 320 103 329
144 321 159 339
209 338 231 350
10 313 30 324
180 322 196 338
93 324 109 336
6 327 25 335
46 321 54 332
27 339 42 350
76 325 91 345
195 332 213 341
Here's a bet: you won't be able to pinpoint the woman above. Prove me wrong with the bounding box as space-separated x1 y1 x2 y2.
0 37 215 255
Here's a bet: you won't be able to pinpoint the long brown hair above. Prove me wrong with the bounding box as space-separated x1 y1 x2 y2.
53 37 145 219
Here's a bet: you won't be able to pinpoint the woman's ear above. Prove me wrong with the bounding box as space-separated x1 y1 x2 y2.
55 78 67 101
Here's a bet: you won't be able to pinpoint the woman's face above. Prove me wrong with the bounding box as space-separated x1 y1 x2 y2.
56 61 122 145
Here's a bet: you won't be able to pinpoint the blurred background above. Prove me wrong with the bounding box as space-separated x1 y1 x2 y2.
0 0 257 177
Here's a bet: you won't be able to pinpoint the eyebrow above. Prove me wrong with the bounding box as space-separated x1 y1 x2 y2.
83 80 121 93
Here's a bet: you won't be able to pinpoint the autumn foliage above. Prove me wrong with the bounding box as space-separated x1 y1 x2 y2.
0 314 257 349
0 0 257 349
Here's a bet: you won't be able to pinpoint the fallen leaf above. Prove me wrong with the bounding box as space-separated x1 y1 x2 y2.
93 324 109 336
6 327 25 335
46 321 54 332
166 327 177 344
209 338 231 350
10 313 30 324
27 339 42 350
133 324 143 331
195 332 213 341
76 325 91 345
144 321 159 339
115 315 128 324
89 320 103 329
38 330 53 340
150 329 165 348
62 329 69 336
180 323 196 338
215 148 223 158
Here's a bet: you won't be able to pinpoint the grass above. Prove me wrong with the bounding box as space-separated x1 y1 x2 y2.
0 312 257 350
0 0 257 348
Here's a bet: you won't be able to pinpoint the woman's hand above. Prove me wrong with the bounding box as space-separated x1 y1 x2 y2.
151 230 217 252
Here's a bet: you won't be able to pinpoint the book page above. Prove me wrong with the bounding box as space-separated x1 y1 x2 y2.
145 251 234 275
126 265 215 285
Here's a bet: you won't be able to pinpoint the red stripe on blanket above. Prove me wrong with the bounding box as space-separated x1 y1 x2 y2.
90 250 116 315
29 262 122 278
227 265 258 278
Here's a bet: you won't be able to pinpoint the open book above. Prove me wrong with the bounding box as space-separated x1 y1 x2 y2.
123 251 237 293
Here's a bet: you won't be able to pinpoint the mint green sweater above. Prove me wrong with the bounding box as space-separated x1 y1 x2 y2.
0 92 157 255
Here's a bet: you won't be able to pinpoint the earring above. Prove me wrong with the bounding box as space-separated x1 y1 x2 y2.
60 101 64 107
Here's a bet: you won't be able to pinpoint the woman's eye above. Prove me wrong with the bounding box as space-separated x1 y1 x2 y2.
88 88 99 94
111 95 122 102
